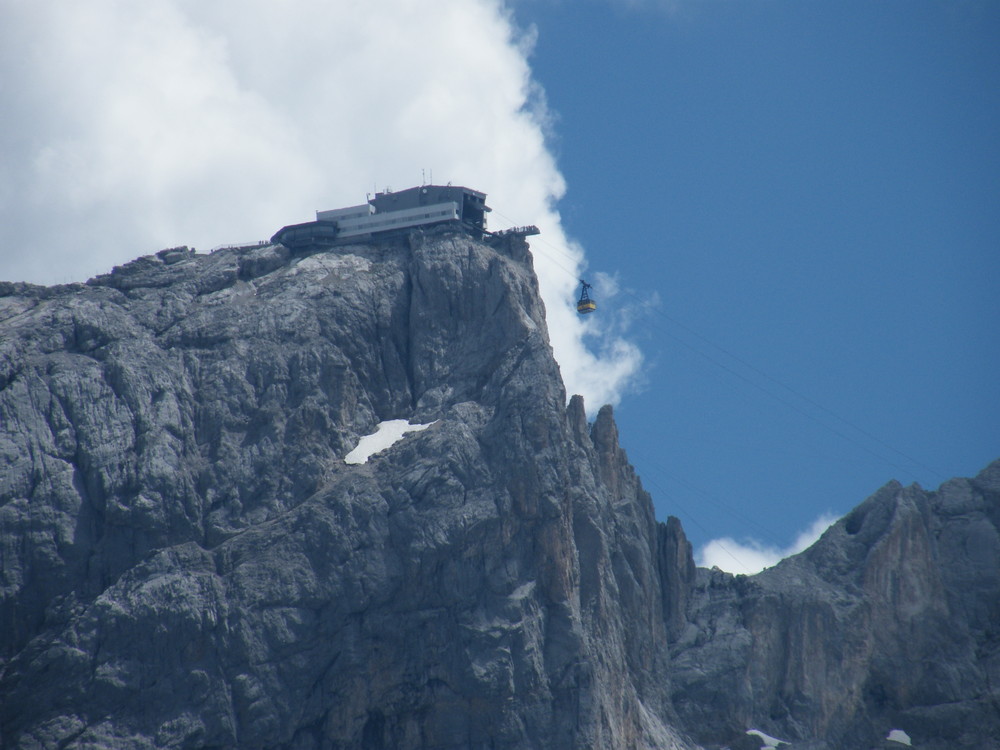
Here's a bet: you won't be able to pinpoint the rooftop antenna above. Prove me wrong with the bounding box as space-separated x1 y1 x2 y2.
422 169 426 186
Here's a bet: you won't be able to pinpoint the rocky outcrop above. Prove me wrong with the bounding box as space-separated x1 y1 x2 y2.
1 223 997 750
667 460 1000 749
0 230 690 749
657 516 696 644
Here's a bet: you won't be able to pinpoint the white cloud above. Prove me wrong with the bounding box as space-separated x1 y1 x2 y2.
0 0 640 411
696 513 839 575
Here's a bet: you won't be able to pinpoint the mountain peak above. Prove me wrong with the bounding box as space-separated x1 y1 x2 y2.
0 228 689 748
1 227 996 749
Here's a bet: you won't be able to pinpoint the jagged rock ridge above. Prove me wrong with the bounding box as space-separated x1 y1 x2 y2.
0 230 685 749
666 460 1000 749
1 227 997 749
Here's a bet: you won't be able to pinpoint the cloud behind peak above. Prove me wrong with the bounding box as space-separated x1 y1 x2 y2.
0 0 640 409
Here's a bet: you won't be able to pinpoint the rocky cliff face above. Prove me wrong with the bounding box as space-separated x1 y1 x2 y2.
1 226 997 750
667 461 1000 749
0 230 688 749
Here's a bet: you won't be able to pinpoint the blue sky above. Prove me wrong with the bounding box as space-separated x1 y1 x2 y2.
508 0 1000 562
2 0 997 572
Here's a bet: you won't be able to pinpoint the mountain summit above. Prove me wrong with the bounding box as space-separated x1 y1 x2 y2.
1 224 997 749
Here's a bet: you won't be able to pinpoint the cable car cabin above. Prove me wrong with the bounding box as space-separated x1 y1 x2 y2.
577 281 597 314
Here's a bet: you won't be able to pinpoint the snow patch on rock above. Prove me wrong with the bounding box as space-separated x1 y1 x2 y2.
887 728 912 745
345 419 435 464
746 729 788 749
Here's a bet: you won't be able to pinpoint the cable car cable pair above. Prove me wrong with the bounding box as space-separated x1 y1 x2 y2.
486 209 601 316
491 209 941 484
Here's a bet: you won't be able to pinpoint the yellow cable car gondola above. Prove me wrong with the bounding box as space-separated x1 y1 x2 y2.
577 280 596 314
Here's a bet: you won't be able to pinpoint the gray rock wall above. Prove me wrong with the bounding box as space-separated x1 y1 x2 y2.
2 226 997 750
668 461 1000 749
0 231 691 749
